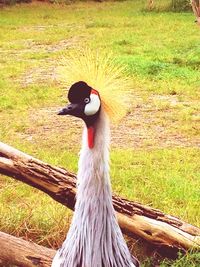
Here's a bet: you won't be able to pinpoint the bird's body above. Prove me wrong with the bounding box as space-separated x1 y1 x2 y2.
52 109 137 267
52 52 139 267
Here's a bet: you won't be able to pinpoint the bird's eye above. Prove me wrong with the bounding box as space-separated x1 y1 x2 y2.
84 98 90 104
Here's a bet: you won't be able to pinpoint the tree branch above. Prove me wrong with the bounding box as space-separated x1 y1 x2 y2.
0 141 200 257
0 231 55 267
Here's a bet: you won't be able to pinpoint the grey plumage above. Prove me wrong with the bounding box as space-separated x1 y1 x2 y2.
52 110 137 267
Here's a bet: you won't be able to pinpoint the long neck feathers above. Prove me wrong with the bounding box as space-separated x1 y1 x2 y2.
78 110 111 195
52 111 135 267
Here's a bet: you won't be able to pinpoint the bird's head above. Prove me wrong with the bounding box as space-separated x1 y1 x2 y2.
57 50 131 149
58 81 101 128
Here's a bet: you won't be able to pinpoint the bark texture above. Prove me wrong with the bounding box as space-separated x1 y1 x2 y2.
0 231 55 267
0 141 200 259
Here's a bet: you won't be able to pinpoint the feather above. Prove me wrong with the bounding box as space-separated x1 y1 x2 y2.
57 49 131 123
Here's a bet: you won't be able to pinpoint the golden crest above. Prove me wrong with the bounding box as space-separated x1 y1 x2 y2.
57 49 131 123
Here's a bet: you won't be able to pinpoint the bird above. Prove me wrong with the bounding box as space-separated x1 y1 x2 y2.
52 51 140 267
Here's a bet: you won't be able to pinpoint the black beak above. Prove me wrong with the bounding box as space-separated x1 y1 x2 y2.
57 103 79 116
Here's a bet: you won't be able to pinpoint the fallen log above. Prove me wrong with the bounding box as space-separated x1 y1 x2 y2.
0 141 200 258
0 231 55 267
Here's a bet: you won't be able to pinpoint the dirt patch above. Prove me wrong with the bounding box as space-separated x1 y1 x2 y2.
19 94 200 150
22 36 80 53
21 62 57 86
9 37 199 150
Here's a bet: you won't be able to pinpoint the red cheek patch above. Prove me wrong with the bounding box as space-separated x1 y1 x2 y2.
91 89 99 95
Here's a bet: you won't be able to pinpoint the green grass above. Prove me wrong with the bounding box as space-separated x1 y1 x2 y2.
142 250 200 267
0 1 200 266
112 148 200 224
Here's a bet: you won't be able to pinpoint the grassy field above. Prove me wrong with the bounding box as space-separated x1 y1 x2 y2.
0 1 200 266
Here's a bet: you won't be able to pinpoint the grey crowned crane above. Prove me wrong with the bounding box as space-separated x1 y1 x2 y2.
52 52 140 267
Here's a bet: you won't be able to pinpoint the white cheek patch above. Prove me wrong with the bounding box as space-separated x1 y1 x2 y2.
84 93 100 116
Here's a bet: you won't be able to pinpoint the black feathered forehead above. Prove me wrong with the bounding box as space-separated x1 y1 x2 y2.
68 81 92 103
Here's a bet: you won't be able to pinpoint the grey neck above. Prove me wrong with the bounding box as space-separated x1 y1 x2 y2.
52 110 135 267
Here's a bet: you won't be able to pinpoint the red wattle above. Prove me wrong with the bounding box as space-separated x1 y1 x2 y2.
87 127 94 149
